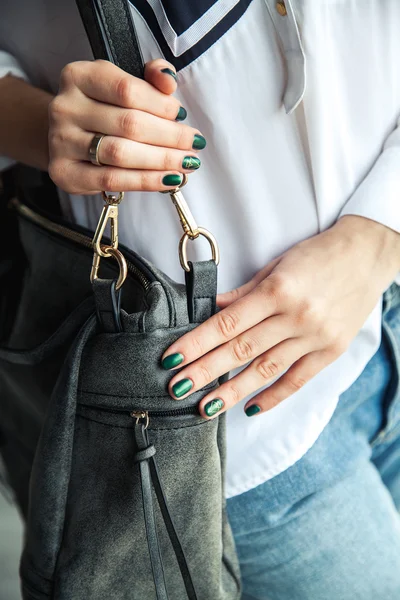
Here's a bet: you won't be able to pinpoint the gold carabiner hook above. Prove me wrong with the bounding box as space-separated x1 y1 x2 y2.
159 175 220 272
92 192 124 258
160 175 200 238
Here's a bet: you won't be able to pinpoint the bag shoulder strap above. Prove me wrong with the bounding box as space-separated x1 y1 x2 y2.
75 0 144 78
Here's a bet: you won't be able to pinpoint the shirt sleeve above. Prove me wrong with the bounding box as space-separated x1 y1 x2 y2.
0 50 30 171
339 115 400 284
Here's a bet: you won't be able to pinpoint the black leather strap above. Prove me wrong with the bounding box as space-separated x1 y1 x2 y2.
75 0 144 78
92 279 122 333
133 423 198 600
185 260 217 324
150 460 198 600
134 423 169 600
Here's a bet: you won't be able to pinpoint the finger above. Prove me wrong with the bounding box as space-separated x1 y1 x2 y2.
50 127 202 173
197 339 310 419
161 280 281 369
244 350 331 414
50 159 187 194
72 97 204 151
62 128 200 172
59 60 185 121
144 59 178 95
217 259 280 309
167 315 293 399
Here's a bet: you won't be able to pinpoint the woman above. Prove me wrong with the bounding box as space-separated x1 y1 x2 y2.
1 0 400 598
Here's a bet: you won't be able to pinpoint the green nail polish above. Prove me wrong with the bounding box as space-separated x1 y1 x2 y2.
162 353 184 370
161 67 177 81
172 378 193 398
162 174 183 187
192 134 207 150
245 405 261 417
176 106 187 121
204 398 224 417
182 156 201 170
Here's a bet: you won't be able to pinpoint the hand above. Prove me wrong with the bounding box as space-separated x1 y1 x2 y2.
161 216 400 418
48 59 205 194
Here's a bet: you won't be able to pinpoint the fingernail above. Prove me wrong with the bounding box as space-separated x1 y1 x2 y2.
182 156 201 170
204 398 224 417
176 107 187 121
245 405 261 417
162 174 183 186
161 67 177 81
192 134 207 150
162 353 184 370
172 378 193 398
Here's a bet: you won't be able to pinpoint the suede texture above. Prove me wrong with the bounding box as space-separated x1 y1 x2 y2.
0 211 241 599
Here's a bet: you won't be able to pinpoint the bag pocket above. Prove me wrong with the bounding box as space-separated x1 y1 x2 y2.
50 405 240 599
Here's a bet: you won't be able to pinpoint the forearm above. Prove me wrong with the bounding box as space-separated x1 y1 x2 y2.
0 75 53 171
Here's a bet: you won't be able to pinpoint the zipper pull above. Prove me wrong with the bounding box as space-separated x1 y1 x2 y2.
130 410 149 429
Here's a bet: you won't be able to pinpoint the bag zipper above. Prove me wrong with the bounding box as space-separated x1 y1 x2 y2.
79 403 200 422
131 407 199 428
11 199 153 292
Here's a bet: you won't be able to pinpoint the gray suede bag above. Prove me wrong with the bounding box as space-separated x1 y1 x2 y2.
0 0 241 598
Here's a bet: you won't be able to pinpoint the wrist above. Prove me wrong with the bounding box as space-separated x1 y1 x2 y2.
0 75 53 171
336 215 400 283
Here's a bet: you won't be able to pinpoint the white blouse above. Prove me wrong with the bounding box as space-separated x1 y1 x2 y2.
1 0 400 497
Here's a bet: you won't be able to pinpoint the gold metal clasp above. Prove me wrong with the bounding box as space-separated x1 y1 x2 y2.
160 175 220 271
161 175 199 238
92 192 124 258
179 228 220 272
90 191 127 290
90 246 128 290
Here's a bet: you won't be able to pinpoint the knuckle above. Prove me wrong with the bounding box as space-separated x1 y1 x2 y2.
48 97 68 122
286 374 307 393
120 110 139 139
320 322 338 345
329 336 349 357
232 337 257 363
139 170 153 191
297 299 324 329
189 335 204 357
265 392 281 410
215 311 240 339
273 276 291 301
48 159 65 187
106 139 125 165
48 130 64 151
59 62 76 88
174 125 188 149
162 149 175 171
163 98 180 120
100 169 119 191
256 356 283 381
115 76 135 106
227 382 241 404
268 274 293 305
197 363 213 385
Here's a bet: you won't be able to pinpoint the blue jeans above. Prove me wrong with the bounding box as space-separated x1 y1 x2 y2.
227 283 400 600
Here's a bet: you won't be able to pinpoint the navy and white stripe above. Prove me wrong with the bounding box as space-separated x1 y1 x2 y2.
129 0 254 69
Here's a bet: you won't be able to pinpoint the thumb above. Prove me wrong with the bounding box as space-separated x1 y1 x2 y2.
144 58 178 96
